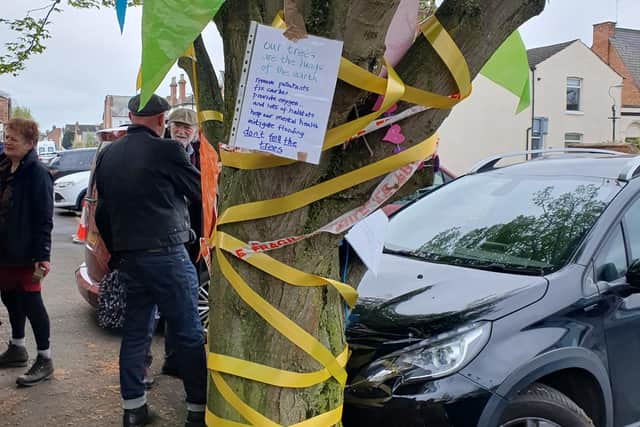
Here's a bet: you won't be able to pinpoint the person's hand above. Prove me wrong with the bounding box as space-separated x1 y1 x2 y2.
34 261 51 278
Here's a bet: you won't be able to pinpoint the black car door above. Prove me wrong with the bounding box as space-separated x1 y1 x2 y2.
599 197 640 424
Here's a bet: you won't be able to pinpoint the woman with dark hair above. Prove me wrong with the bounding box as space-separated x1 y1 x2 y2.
0 118 54 386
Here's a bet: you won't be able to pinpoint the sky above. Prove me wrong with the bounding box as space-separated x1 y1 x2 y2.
0 0 639 132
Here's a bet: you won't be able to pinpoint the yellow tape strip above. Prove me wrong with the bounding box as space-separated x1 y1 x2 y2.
217 231 355 308
208 372 343 427
218 134 438 226
208 347 349 389
200 110 224 122
215 246 348 385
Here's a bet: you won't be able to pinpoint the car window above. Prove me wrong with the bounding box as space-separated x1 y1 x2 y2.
58 152 81 169
385 174 620 275
594 224 627 282
432 170 444 187
78 150 96 170
624 197 640 262
57 150 95 170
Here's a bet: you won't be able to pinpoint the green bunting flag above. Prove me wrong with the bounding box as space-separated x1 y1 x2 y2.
139 0 226 110
480 31 530 114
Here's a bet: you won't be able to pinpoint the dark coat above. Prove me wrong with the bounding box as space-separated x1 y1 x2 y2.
0 149 53 265
94 125 202 253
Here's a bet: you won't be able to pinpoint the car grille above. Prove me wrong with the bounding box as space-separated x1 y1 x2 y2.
54 192 64 202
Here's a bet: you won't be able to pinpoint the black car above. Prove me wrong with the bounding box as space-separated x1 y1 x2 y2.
47 147 97 180
344 149 640 427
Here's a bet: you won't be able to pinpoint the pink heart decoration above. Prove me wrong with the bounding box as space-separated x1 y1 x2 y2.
372 95 398 115
383 124 406 153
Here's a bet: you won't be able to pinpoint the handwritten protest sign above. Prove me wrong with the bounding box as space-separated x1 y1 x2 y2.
230 22 343 164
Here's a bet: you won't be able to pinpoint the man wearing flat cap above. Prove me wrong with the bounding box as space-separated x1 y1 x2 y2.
94 94 206 427
167 108 200 169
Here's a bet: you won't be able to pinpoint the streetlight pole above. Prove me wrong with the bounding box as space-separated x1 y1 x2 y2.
609 83 623 143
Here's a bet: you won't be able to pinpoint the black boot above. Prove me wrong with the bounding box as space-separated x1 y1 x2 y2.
16 355 54 386
0 343 28 368
123 404 151 427
185 410 205 427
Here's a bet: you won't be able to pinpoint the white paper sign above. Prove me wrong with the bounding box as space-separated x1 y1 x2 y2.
230 23 343 164
345 210 389 276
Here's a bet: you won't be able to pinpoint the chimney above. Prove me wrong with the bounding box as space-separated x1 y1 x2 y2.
170 77 177 106
592 21 616 64
178 74 186 105
104 95 113 129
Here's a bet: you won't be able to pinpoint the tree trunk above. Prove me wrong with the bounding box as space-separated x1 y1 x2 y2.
206 0 545 424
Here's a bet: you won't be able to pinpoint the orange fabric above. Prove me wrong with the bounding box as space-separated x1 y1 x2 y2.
199 130 219 243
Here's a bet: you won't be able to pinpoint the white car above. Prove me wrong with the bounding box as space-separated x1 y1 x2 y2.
54 170 90 211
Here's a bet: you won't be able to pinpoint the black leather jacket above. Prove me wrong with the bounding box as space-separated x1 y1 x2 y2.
94 125 201 253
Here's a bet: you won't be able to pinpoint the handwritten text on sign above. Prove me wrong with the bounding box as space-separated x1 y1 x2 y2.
232 24 343 164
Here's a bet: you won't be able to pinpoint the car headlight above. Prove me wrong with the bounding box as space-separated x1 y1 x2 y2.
55 181 74 189
359 322 491 386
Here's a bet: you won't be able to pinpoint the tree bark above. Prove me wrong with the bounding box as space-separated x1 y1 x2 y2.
207 0 545 424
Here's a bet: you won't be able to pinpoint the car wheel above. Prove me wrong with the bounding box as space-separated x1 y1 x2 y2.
198 277 209 334
75 189 87 211
499 383 594 427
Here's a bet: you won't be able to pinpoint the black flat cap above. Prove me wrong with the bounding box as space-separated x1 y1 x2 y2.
128 94 171 116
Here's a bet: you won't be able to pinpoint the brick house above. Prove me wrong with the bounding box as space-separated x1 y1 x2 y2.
102 75 196 130
0 90 11 145
46 126 63 150
592 22 640 143
102 95 130 129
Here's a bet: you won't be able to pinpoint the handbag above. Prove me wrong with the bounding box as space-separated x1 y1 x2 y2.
97 270 126 329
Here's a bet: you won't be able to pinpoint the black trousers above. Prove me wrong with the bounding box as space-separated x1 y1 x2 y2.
0 290 50 351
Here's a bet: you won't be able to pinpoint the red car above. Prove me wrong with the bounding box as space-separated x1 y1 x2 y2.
74 127 211 331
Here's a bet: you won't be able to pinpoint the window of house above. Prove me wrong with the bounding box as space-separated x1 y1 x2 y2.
566 77 582 111
564 133 583 146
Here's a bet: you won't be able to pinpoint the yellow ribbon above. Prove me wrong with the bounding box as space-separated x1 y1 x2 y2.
218 232 358 307
199 110 224 122
208 347 349 389
217 134 437 226
208 371 343 427
207 11 469 427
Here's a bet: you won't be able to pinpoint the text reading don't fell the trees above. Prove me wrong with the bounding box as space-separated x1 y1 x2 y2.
231 23 343 164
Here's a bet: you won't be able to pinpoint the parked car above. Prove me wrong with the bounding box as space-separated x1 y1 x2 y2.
37 140 57 164
47 147 97 180
53 170 90 211
344 148 640 427
75 126 210 331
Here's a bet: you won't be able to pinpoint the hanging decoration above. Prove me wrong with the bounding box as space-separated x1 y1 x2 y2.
115 0 127 33
138 0 225 109
480 31 531 114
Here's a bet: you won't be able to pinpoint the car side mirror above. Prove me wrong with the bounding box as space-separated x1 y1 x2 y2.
598 262 619 283
626 259 640 288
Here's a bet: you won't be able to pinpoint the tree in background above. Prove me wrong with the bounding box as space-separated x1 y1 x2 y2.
11 105 35 121
2 0 546 424
61 129 74 149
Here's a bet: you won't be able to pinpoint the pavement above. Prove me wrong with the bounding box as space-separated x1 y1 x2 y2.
0 210 186 426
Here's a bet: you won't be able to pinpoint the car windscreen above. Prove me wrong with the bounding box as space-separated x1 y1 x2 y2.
384 173 621 275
